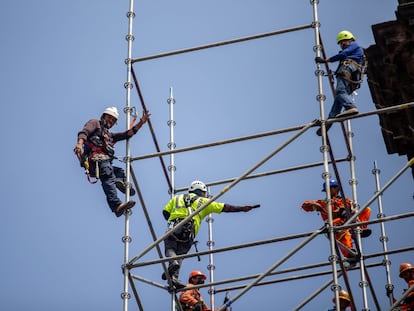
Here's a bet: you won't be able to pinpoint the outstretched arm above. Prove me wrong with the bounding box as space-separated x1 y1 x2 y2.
222 204 258 212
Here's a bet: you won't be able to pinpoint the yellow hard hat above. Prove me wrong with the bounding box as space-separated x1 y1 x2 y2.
399 263 414 278
337 30 355 44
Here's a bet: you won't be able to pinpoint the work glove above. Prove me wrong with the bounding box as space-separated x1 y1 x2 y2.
340 209 349 219
315 56 326 63
241 205 255 212
193 301 204 311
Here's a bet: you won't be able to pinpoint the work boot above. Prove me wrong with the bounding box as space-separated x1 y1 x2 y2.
360 228 372 238
316 123 332 136
161 262 180 280
344 255 358 269
115 200 136 217
171 278 186 290
167 278 186 292
115 179 136 196
336 107 359 118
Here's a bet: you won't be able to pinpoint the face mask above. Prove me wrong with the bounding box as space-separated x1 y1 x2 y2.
197 278 205 285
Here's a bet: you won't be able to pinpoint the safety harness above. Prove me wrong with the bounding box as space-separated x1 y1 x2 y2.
168 194 202 243
336 51 368 92
77 121 115 184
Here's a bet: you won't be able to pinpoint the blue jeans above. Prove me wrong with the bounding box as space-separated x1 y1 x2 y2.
99 160 125 212
328 64 357 118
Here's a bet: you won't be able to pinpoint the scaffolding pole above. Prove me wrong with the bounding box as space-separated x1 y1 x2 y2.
311 0 342 309
346 120 370 310
167 88 180 311
206 215 216 310
343 157 414 226
122 0 135 310
372 161 395 305
167 87 176 197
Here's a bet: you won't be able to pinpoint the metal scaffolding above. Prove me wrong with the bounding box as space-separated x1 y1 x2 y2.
116 1 414 310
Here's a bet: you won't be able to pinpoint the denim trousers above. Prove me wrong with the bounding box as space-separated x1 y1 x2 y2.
328 65 357 118
99 160 125 212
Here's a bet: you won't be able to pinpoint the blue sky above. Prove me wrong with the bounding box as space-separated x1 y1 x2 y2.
1 0 412 310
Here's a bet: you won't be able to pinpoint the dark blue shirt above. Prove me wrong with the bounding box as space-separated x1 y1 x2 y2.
328 41 363 64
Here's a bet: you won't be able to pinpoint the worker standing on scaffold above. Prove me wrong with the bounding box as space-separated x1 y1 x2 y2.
327 289 352 311
315 30 365 136
396 263 414 310
74 106 150 217
179 270 211 311
162 180 258 284
301 179 371 265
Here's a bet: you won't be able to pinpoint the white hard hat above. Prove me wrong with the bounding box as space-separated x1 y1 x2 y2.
188 180 207 193
102 107 119 120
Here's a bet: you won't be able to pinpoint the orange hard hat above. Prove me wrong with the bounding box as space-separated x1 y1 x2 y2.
189 270 207 282
399 263 414 277
332 290 351 303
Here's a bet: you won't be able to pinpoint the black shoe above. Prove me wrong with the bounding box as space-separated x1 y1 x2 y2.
344 256 358 268
360 228 372 238
115 180 136 196
115 200 136 217
316 123 332 136
171 278 186 289
162 262 180 280
167 278 186 292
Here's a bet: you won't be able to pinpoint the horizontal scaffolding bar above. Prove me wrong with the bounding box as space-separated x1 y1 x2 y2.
212 262 383 294
130 102 414 163
131 24 313 63
127 211 414 269
327 101 414 124
175 157 349 193
127 227 323 269
131 123 310 161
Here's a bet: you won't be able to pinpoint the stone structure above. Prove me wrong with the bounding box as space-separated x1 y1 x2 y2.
365 0 414 177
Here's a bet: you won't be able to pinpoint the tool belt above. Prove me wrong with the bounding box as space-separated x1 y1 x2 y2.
336 59 363 92
168 218 195 242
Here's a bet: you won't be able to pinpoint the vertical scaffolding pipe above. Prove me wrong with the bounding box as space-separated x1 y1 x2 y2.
206 214 216 310
310 0 341 308
167 87 176 198
167 87 177 311
122 0 135 310
372 161 394 305
346 121 370 310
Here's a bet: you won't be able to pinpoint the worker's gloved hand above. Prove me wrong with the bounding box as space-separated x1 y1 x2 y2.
315 56 326 63
193 301 204 311
340 209 348 219
302 200 322 211
241 205 255 212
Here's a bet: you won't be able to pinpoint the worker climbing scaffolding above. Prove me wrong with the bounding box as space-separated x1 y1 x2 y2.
301 179 371 265
315 30 366 136
161 180 258 284
74 106 150 217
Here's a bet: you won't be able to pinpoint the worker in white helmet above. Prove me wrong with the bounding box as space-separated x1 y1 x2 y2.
74 107 150 217
161 180 258 285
